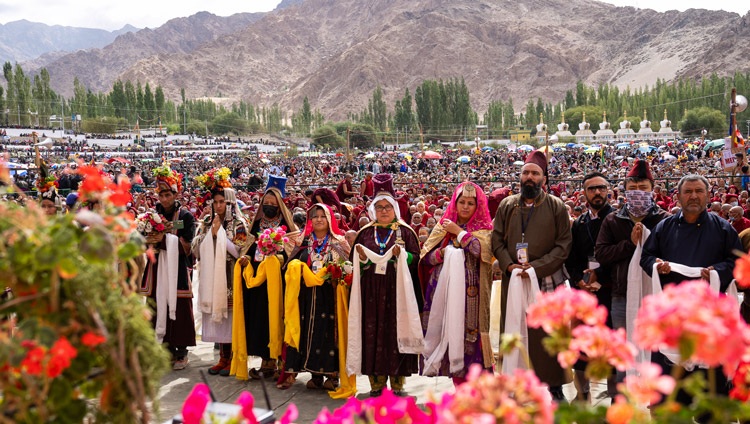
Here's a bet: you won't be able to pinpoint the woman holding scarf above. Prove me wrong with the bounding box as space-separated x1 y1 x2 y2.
191 168 250 376
347 173 424 397
419 181 494 385
232 176 300 381
278 203 351 391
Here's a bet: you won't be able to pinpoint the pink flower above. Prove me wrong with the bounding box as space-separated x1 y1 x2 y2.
569 326 636 375
278 403 298 424
182 383 211 424
527 286 607 334
620 362 675 405
634 280 748 369
236 391 258 424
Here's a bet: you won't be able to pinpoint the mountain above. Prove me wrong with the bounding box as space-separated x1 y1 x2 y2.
0 20 136 64
41 0 750 118
26 11 265 97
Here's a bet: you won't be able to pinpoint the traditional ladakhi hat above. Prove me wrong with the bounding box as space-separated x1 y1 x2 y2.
372 173 396 197
152 162 183 193
524 150 548 178
627 159 654 182
265 175 287 198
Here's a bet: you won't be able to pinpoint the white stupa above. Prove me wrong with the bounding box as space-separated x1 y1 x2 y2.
637 109 654 142
575 112 594 143
656 109 678 142
595 111 615 144
555 112 573 139
535 113 548 143
615 111 636 140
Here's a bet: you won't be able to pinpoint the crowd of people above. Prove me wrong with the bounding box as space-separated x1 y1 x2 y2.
6 130 750 414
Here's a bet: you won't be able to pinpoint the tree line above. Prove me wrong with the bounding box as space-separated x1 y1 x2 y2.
1 60 748 144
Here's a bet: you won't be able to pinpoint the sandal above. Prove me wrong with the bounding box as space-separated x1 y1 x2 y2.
276 374 296 390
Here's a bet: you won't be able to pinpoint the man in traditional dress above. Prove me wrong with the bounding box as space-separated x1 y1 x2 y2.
140 164 197 370
640 174 741 413
491 150 572 402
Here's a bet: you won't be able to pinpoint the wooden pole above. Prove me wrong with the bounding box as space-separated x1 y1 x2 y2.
346 127 351 161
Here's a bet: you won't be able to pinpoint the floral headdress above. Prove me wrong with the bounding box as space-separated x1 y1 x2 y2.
195 167 232 194
152 162 183 193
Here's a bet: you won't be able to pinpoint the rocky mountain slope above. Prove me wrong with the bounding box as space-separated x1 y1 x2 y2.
0 20 136 64
36 0 750 118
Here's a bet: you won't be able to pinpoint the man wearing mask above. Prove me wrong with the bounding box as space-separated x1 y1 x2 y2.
729 206 750 233
492 150 572 402
595 160 668 384
565 172 615 402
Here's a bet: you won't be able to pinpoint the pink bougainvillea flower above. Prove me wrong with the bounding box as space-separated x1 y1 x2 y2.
277 403 298 424
620 362 675 405
181 383 211 424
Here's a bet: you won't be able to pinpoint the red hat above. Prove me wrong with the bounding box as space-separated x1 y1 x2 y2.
524 151 548 177
627 160 654 182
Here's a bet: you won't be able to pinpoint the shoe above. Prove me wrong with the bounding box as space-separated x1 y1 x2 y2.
218 364 232 376
276 374 296 390
322 378 339 391
207 358 230 375
549 387 567 403
173 357 189 370
249 367 277 380
306 377 324 390
369 389 383 397
392 390 408 397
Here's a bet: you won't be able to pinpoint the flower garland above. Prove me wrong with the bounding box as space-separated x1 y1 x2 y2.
36 175 58 193
195 167 231 193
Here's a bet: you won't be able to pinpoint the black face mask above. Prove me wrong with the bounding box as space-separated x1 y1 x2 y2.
262 205 279 217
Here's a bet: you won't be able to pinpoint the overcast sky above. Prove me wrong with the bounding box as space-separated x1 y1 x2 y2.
0 0 747 31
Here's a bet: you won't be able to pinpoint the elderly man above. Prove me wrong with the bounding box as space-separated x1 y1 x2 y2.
730 205 750 233
336 173 357 201
492 150 572 402
640 174 742 412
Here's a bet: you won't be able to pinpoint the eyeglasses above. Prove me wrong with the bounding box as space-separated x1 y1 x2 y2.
374 205 394 212
585 185 609 192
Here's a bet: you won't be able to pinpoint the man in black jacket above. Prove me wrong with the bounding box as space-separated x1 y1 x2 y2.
595 160 668 384
566 172 614 402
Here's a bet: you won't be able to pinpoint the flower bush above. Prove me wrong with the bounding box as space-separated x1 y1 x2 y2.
326 259 353 287
181 383 298 424
0 159 169 423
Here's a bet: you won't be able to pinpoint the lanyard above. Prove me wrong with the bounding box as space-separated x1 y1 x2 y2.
583 213 598 246
312 233 329 255
520 204 534 243
375 228 394 253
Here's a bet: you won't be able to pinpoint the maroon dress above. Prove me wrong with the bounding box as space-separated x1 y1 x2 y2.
350 223 423 376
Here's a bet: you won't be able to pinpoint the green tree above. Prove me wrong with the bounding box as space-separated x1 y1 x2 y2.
679 107 728 138
211 112 246 135
143 83 155 121
3 62 15 125
349 123 377 149
311 125 345 149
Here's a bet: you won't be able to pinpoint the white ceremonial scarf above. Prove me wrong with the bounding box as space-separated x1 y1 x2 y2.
650 262 732 369
199 225 228 323
155 234 179 343
502 267 540 376
626 227 653 374
346 244 424 376
489 279 503 356
422 245 466 375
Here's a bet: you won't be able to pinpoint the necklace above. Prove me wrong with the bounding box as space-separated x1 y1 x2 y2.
260 215 281 230
374 227 394 254
312 233 329 255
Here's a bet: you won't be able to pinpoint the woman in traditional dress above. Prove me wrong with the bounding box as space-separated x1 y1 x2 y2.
233 176 299 380
419 181 494 385
278 203 350 390
192 169 250 376
348 173 423 397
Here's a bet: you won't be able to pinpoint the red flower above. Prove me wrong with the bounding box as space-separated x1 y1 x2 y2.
343 274 353 286
46 337 77 378
734 254 750 289
731 361 750 401
155 224 165 232
329 264 342 279
109 179 132 207
21 347 46 376
81 331 107 348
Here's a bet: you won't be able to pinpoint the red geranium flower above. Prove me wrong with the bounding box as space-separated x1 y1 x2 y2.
46 337 77 378
21 347 46 376
734 254 750 289
81 331 107 348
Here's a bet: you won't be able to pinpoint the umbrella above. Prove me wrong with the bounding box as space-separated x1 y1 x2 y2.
203 156 214 162
364 153 376 159
512 160 524 166
169 158 183 162
260 158 271 164
566 143 576 148
552 142 567 148
106 157 130 165
481 146 494 151
422 150 442 159
584 147 601 154
638 146 657 153
615 142 631 149
703 139 725 151
457 156 471 163
517 145 534 151
662 154 677 161
614 155 625 161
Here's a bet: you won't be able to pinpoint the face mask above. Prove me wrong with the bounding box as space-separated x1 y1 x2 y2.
419 236 428 242
731 201 738 207
625 190 653 218
190 208 197 213
262 205 279 217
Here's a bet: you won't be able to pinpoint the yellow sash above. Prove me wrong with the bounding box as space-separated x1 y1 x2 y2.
330 282 357 399
283 259 328 349
230 255 283 380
